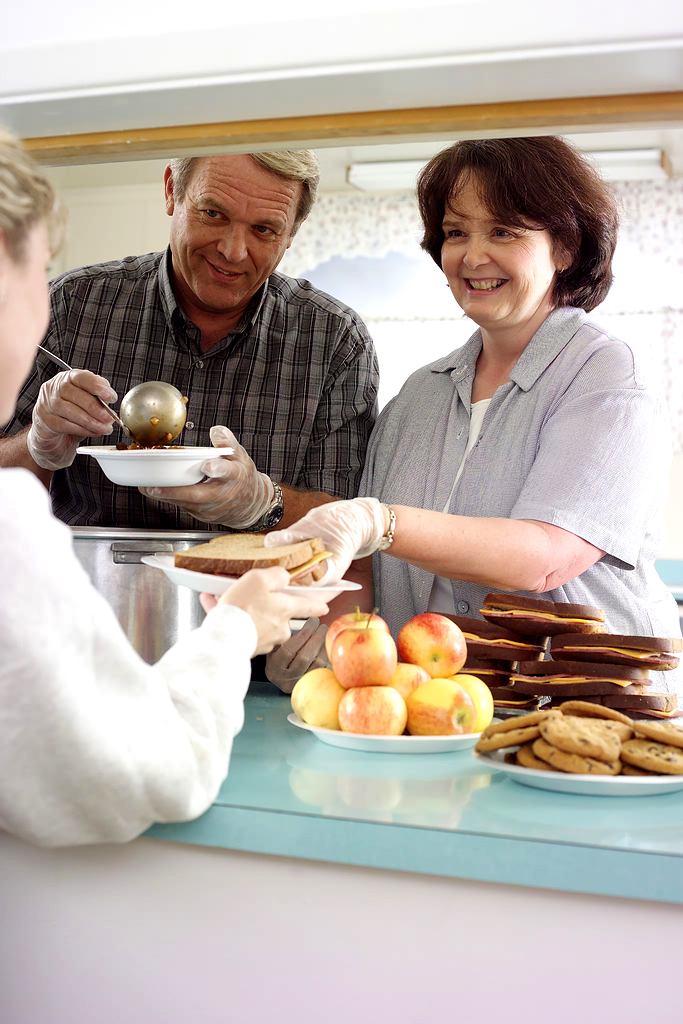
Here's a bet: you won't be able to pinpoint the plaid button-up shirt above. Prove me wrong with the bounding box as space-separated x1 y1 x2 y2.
7 250 379 529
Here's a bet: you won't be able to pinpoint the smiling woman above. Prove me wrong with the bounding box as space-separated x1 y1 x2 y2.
267 135 683 698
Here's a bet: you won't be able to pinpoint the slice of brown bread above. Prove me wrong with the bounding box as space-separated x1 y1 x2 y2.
174 534 325 576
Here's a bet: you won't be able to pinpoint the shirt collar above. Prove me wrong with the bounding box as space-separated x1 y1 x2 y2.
157 247 270 340
431 307 588 391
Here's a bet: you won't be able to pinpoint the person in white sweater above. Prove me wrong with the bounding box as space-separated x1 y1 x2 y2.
0 128 329 848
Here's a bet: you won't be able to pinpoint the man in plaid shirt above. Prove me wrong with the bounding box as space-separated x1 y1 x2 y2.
1 150 378 534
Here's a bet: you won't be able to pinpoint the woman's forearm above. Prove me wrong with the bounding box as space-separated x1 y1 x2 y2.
385 506 602 593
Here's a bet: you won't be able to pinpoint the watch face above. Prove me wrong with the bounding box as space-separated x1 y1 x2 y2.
264 504 285 529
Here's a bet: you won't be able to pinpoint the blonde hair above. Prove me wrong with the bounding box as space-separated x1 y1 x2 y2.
168 150 320 230
0 127 63 261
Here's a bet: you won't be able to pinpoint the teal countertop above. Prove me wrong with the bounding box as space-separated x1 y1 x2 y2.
148 683 683 904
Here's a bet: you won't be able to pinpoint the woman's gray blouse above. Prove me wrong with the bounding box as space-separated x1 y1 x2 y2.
360 307 682 694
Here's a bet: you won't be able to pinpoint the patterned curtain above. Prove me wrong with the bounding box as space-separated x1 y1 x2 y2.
280 179 683 451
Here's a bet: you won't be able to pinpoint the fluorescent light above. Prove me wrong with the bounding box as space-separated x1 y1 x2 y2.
586 149 667 181
347 160 428 191
347 148 668 191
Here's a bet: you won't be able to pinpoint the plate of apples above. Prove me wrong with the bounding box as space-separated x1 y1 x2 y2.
288 609 496 754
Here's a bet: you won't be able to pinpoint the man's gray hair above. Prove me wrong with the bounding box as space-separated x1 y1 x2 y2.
168 151 320 230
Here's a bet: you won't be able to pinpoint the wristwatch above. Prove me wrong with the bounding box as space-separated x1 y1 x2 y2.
244 482 285 532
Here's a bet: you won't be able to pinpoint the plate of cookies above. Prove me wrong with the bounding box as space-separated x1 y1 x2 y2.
473 704 683 796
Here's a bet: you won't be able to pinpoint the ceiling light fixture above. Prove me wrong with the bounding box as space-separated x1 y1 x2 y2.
347 149 669 192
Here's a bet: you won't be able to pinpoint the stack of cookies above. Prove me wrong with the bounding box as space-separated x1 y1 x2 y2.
474 703 683 776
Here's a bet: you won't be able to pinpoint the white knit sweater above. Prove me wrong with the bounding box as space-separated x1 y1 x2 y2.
0 468 257 847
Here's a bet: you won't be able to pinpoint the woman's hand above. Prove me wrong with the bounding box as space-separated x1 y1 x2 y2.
199 568 328 656
264 497 388 583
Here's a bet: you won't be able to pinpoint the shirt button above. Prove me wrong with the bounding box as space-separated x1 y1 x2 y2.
196 360 204 369
456 600 469 613
185 421 195 430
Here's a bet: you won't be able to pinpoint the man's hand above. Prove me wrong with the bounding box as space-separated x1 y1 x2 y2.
264 617 330 693
27 369 118 470
140 424 274 528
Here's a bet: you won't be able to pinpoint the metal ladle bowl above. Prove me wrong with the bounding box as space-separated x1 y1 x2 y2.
119 381 188 447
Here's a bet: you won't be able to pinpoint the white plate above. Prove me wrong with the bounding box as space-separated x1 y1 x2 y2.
473 749 683 797
288 712 483 754
76 445 227 487
141 554 362 599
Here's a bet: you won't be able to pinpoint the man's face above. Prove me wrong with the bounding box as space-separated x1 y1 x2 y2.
165 155 301 321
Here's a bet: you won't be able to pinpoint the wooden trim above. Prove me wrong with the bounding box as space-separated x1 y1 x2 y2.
24 91 683 164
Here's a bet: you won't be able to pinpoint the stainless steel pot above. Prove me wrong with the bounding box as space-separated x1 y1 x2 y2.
71 527 222 664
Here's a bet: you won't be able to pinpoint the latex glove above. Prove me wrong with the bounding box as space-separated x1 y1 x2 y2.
140 425 274 528
27 369 118 470
199 568 329 656
264 497 387 584
264 617 330 694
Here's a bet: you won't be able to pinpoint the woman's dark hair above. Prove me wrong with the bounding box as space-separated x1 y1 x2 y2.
416 136 619 313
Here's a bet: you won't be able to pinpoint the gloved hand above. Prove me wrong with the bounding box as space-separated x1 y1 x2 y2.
264 617 330 693
264 497 388 584
199 569 329 656
27 369 118 470
140 425 274 528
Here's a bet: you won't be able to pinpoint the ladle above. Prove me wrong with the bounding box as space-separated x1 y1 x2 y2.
118 381 188 447
36 347 188 447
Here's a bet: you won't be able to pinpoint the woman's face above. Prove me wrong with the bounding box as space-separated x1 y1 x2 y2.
0 222 50 426
440 178 561 340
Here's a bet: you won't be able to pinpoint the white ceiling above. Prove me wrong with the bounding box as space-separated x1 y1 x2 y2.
3 2 683 141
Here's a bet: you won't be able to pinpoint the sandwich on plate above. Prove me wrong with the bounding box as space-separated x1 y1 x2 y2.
174 534 331 584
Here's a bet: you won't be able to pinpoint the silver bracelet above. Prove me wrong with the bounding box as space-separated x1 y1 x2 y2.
377 504 396 551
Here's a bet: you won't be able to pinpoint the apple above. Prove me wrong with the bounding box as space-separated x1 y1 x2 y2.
389 662 431 701
330 628 398 689
324 607 390 660
405 678 476 736
397 612 467 678
338 686 408 735
290 667 345 729
450 673 495 733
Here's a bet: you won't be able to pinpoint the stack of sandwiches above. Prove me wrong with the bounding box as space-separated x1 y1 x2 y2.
450 594 683 719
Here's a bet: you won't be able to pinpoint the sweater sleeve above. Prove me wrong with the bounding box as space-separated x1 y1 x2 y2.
0 469 257 847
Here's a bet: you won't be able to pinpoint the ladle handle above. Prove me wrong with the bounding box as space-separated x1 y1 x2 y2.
37 345 133 439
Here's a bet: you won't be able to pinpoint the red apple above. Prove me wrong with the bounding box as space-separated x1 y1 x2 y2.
405 678 476 736
338 686 407 735
397 612 467 678
389 662 431 701
330 628 398 689
324 607 390 660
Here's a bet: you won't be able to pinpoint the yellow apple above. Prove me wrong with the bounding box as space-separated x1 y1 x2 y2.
290 667 345 730
338 686 408 735
389 662 431 701
449 673 495 733
405 677 476 735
